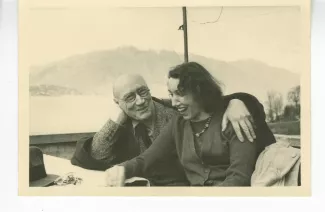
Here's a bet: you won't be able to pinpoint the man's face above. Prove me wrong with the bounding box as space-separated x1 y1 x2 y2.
114 77 154 121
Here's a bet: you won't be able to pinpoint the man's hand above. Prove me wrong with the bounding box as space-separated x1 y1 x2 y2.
104 166 126 187
110 104 128 125
222 99 256 142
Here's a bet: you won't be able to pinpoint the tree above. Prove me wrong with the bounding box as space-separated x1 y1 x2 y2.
273 93 284 121
265 91 276 122
265 91 284 122
288 85 300 108
265 91 274 122
287 85 300 118
283 105 296 121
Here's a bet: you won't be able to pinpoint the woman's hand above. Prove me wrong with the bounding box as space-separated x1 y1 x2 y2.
222 99 256 142
104 166 126 187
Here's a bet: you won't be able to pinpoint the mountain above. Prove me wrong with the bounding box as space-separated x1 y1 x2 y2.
29 46 300 104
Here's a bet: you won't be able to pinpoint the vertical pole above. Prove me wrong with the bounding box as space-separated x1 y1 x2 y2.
182 7 189 63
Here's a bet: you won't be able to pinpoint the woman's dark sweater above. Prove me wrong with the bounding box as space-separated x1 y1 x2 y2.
123 108 270 186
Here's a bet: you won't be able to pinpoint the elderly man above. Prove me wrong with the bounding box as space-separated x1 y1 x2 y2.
71 73 265 186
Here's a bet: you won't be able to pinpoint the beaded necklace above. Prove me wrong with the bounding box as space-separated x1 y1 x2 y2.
193 115 213 138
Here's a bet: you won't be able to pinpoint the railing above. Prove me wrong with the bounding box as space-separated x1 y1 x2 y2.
30 132 301 146
30 132 95 145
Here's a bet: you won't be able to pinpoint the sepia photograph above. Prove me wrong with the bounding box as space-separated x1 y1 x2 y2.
18 0 311 196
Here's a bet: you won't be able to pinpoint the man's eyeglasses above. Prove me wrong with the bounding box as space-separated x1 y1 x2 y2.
121 87 151 104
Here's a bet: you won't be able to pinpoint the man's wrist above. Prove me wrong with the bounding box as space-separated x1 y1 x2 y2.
111 112 127 125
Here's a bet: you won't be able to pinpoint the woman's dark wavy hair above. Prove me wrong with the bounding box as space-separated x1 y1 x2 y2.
168 62 224 113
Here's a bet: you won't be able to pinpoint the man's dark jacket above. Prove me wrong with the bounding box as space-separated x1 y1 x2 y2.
70 93 276 185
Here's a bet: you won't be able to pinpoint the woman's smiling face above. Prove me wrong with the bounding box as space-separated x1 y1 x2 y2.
167 77 204 121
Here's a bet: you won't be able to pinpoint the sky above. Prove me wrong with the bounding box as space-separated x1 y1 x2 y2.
21 5 302 73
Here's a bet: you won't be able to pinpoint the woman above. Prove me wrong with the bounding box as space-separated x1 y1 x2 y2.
105 62 274 187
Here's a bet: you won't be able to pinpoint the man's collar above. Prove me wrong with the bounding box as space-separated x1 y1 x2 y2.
131 119 139 128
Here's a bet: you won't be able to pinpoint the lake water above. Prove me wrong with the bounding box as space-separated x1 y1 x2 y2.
30 85 169 135
30 96 115 135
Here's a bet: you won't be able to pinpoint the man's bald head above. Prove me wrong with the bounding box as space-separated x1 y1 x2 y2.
113 74 148 99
